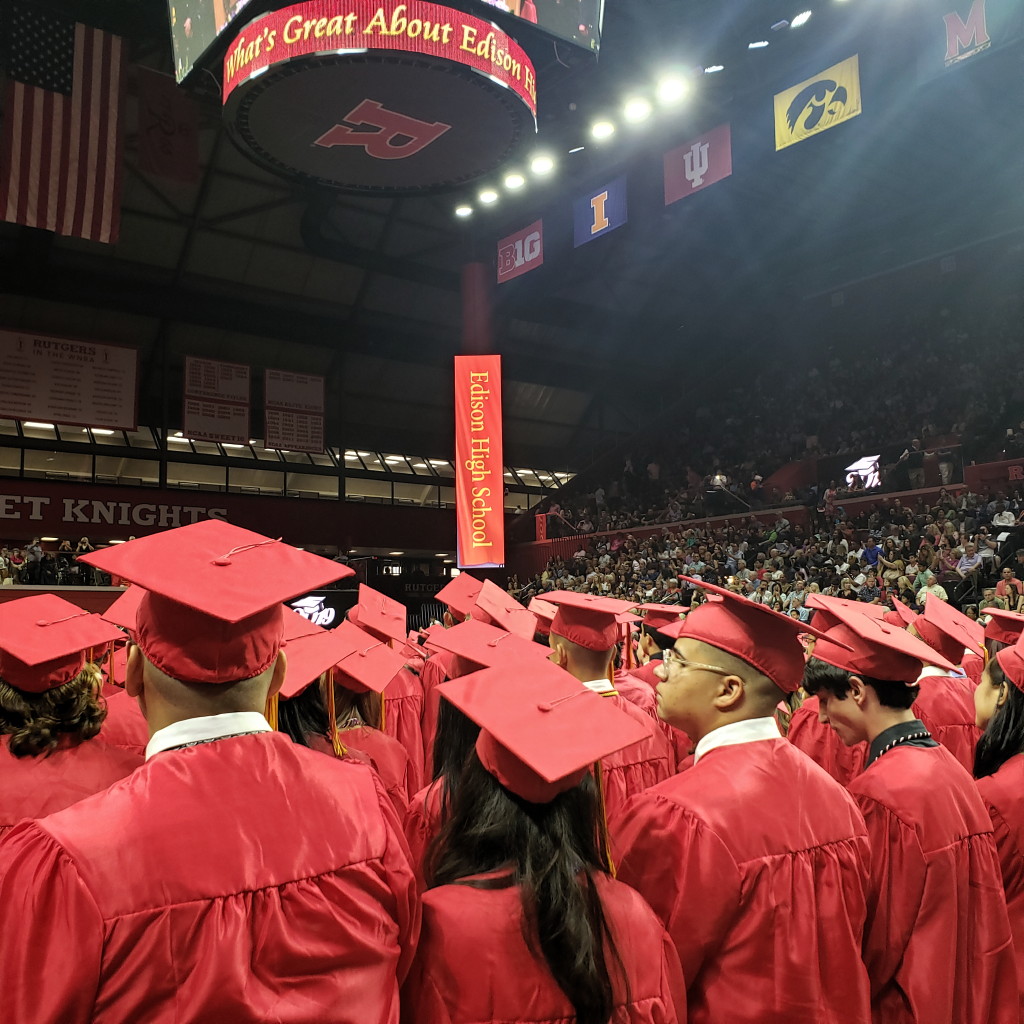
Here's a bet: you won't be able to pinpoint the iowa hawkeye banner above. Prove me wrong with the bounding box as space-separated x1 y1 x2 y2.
454 354 505 568
774 54 862 151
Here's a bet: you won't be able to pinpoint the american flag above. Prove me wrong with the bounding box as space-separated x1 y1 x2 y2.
0 4 125 243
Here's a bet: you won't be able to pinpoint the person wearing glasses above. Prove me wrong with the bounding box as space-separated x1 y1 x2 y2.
612 579 872 1024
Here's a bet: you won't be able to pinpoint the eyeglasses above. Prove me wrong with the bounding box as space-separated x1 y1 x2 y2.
663 648 734 675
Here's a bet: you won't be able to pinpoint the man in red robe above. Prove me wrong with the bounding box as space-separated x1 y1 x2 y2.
805 601 1016 1024
0 521 419 1024
611 579 872 1024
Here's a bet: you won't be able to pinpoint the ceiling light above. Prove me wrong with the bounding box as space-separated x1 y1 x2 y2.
454 204 473 217
384 457 404 464
591 120 615 139
41 537 58 542
428 459 449 466
108 539 126 544
222 443 244 449
704 65 724 73
504 172 525 189
85 427 115 435
24 422 54 429
790 10 812 27
434 553 449 557
748 40 769 48
388 551 405 556
656 76 689 104
622 97 652 123
530 153 555 174
568 145 585 154
345 453 359 460
169 436 192 443
479 189 499 204
444 559 455 564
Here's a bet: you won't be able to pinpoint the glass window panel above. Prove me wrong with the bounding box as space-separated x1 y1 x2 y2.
407 458 434 476
254 445 282 462
345 476 392 501
281 450 312 465
166 462 226 488
24 449 91 480
126 427 158 449
56 424 93 445
189 439 222 456
0 419 18 436
308 450 335 467
0 447 21 475
359 453 386 472
93 455 160 485
430 460 454 478
228 467 284 495
286 472 337 498
21 422 57 440
504 491 530 511
220 442 254 459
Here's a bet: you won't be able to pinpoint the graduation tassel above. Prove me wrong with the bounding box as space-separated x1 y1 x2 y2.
326 670 347 758
379 691 387 732
594 761 616 878
264 692 279 731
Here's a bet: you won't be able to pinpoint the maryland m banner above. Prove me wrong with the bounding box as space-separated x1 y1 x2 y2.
774 55 862 151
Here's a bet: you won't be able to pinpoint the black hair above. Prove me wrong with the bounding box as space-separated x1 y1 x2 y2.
975 658 1024 778
803 657 919 710
277 678 380 749
426 755 624 1024
641 624 674 652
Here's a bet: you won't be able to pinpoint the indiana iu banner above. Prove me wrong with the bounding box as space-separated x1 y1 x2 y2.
573 176 628 247
664 123 732 205
774 54 862 151
454 354 505 568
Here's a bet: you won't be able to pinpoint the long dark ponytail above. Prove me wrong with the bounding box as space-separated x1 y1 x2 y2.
426 755 622 1024
278 679 379 749
975 658 1024 778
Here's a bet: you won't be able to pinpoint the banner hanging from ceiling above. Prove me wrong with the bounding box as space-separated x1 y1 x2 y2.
774 54 862 151
454 354 505 567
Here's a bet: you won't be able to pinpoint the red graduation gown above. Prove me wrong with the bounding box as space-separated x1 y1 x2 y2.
963 652 985 687
977 754 1024 1020
600 691 674 819
404 779 443 889
612 738 872 1024
0 731 420 1024
0 735 142 839
309 725 413 816
788 697 867 787
914 673 981 773
401 872 686 1023
850 744 1017 1023
384 665 426 794
99 687 149 755
623 663 694 769
420 650 456 778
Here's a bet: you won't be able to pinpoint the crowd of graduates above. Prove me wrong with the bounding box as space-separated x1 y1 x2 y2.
1 518 1024 1022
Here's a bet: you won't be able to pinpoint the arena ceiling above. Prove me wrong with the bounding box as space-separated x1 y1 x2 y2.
1 0 1021 470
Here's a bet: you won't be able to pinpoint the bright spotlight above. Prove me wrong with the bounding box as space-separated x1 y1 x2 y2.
704 65 724 73
591 120 615 140
479 189 499 204
455 205 473 217
504 172 526 189
748 40 769 49
656 76 689 105
622 97 652 123
530 153 555 174
791 10 812 26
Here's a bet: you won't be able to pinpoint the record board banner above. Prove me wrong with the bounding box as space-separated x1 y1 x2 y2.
184 356 251 444
573 175 627 247
664 123 732 205
496 219 543 283
0 329 138 430
774 55 862 151
454 354 504 567
264 369 325 452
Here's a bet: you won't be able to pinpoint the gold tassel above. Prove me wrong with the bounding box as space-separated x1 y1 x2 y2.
264 692 279 731
594 760 616 877
326 670 347 758
379 691 387 732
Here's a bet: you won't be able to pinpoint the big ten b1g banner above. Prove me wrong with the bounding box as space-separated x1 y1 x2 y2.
496 219 543 283
454 354 505 567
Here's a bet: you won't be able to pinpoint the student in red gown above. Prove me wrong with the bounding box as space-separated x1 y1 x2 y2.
0 521 419 1024
974 632 1024 1019
403 660 686 1024
276 620 414 813
0 595 142 838
612 579 872 1024
349 583 427 792
805 602 1017 1024
543 591 675 813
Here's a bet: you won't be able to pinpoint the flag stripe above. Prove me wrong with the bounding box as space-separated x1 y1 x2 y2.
1 15 123 243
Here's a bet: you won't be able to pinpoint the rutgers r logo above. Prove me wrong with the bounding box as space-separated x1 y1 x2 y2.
944 0 990 66
313 99 451 159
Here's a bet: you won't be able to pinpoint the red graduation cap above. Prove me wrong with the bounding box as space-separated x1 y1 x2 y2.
282 606 326 642
436 572 483 619
101 585 147 636
808 598 956 681
915 596 985 667
527 597 557 635
544 591 641 651
0 594 124 693
806 595 887 622
349 583 407 644
79 520 352 685
996 636 1024 693
423 618 553 670
474 580 536 639
636 603 685 632
984 608 1024 647
437 660 650 803
888 596 918 628
661 578 843 694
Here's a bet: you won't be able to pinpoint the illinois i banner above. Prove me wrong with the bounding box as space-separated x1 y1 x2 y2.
454 354 505 568
774 55 862 151
573 175 627 247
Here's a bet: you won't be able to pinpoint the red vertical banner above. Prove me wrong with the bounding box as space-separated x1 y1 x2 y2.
535 513 547 541
455 354 505 568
